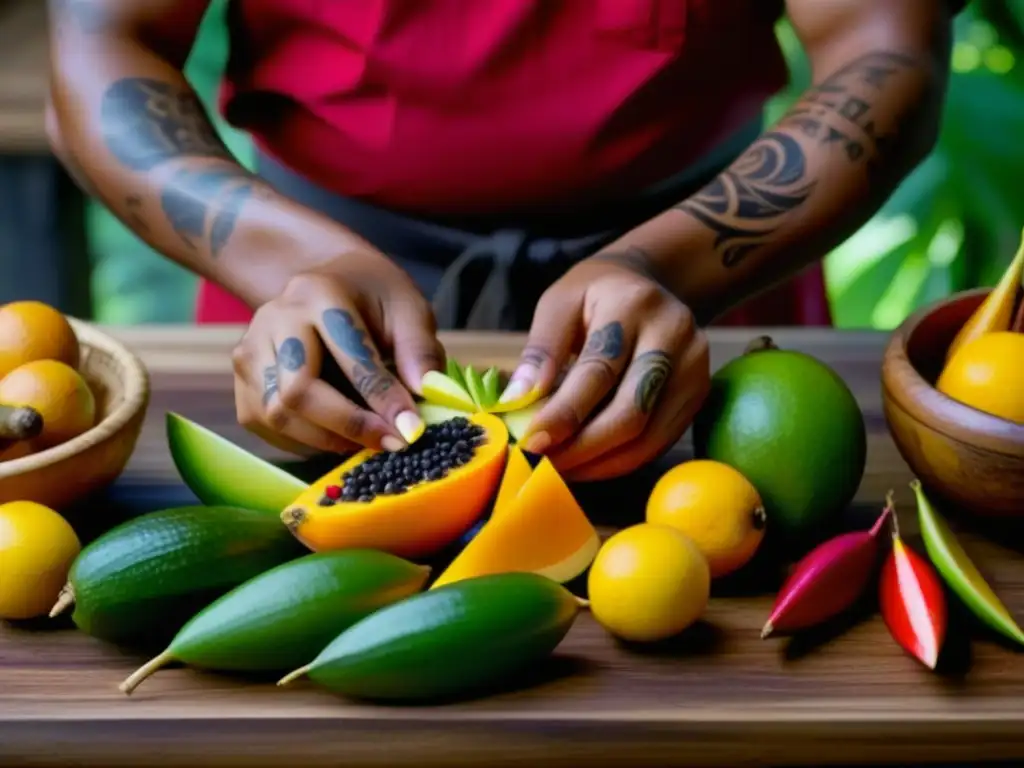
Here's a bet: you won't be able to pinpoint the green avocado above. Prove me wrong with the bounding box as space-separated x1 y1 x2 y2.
55 505 305 648
166 412 308 515
691 338 867 553
119 550 431 694
278 572 584 702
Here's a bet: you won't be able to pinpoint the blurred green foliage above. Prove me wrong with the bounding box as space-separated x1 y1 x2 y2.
87 1 1023 328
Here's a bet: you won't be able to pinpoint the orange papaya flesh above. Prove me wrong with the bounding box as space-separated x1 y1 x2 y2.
430 456 600 589
281 413 509 559
492 445 533 518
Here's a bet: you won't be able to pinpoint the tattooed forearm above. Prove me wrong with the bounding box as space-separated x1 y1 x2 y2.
677 132 816 268
100 78 231 171
161 167 255 257
781 51 927 171
675 48 932 268
631 351 672 414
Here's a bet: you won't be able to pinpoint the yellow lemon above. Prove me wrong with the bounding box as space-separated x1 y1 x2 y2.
588 523 710 643
0 501 81 620
646 459 766 578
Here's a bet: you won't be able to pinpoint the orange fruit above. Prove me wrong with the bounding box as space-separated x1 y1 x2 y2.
0 301 80 380
0 360 96 450
646 459 766 578
936 331 1024 424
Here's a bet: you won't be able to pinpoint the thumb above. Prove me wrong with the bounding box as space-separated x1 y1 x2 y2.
387 296 446 396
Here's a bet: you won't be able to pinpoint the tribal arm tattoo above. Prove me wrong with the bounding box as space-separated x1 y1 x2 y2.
585 0 953 324
674 48 942 270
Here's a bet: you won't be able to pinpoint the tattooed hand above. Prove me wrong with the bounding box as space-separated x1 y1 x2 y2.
232 254 445 456
500 250 709 481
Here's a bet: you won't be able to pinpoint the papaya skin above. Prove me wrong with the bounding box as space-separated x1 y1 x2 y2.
282 413 509 559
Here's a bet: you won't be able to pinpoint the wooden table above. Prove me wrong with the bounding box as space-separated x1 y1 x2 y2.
2 326 1023 768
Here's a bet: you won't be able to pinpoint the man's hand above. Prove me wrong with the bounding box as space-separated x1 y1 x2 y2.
501 254 709 481
232 252 445 457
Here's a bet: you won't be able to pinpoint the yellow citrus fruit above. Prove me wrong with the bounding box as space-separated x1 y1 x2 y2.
0 360 96 450
0 500 81 620
588 523 710 643
0 301 80 380
646 459 766 578
937 331 1024 424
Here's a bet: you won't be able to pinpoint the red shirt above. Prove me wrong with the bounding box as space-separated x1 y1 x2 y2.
199 0 829 325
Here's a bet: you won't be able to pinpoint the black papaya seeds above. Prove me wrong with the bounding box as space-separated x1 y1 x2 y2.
318 417 486 505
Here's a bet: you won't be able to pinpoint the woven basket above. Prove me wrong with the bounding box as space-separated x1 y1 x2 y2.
0 318 150 509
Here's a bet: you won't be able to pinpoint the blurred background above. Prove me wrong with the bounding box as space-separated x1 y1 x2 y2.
0 0 1021 328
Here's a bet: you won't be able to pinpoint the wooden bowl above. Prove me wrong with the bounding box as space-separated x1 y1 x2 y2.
881 287 1024 517
0 319 150 509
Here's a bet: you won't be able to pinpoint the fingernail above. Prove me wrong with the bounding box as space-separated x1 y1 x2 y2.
395 410 425 445
381 435 406 453
522 430 551 454
499 375 534 404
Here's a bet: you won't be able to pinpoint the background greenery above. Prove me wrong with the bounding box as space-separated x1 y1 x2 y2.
87 1 1024 328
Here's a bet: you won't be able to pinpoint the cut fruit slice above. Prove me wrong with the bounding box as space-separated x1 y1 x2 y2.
492 445 533 518
282 413 509 559
501 396 549 443
166 412 308 515
417 402 470 427
430 456 600 588
420 370 478 412
445 358 467 391
487 384 545 414
464 365 487 409
482 367 501 409
913 479 1024 647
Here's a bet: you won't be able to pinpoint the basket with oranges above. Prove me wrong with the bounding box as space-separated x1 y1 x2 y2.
0 301 97 462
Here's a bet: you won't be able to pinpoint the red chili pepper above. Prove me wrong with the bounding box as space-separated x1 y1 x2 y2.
879 507 947 669
762 496 893 638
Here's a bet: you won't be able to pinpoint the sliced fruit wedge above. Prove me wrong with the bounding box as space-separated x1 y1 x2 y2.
913 479 1024 647
420 370 478 412
464 365 488 409
500 396 548 443
430 456 600 588
166 412 308 515
482 367 501 408
492 445 533 518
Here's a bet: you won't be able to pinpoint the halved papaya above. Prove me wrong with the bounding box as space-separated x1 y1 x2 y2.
430 456 600 589
281 413 509 559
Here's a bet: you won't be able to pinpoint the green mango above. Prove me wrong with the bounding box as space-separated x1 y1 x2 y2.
53 505 305 648
278 572 584 702
119 550 431 694
913 479 1024 647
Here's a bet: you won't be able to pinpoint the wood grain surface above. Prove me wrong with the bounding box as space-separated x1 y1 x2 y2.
2 326 1024 768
